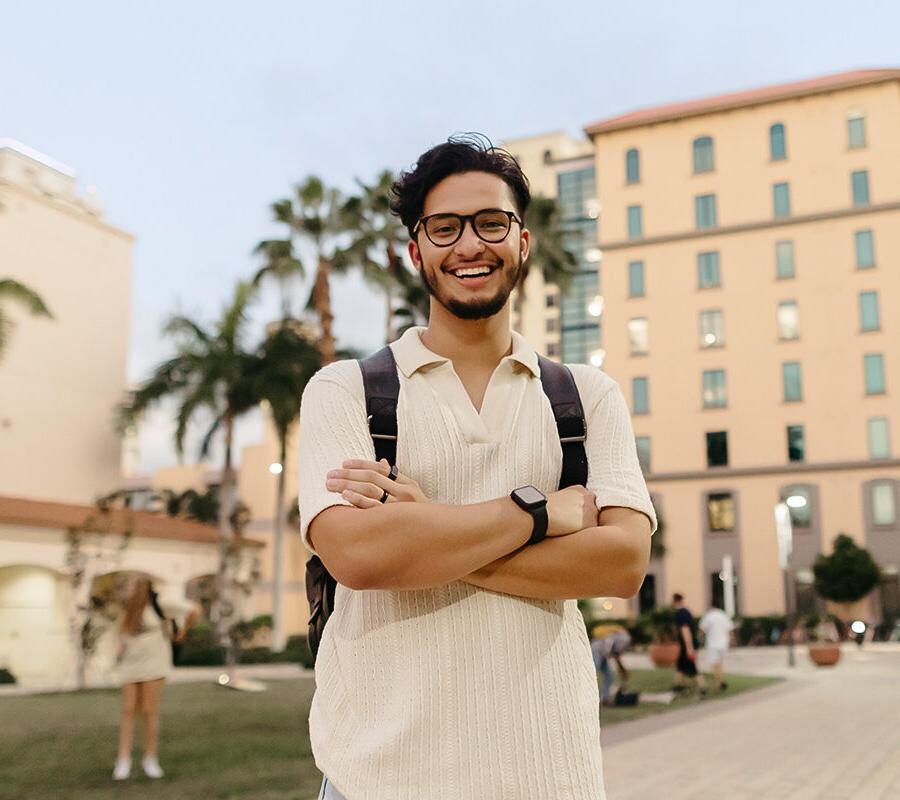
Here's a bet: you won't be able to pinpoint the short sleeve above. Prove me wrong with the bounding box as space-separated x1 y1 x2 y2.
570 365 658 533
298 361 377 555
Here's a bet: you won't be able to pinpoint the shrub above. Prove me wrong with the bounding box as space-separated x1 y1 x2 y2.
0 667 16 685
813 534 881 605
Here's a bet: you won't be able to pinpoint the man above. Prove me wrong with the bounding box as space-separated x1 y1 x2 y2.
672 592 707 696
591 623 632 706
699 602 735 691
299 134 657 800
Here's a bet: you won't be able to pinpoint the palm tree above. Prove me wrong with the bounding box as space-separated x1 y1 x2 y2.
251 237 305 322
0 278 53 361
252 321 321 651
519 195 578 299
117 281 260 663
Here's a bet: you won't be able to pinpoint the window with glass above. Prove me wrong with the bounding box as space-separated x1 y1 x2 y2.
868 418 890 459
778 301 800 340
855 230 875 269
859 291 880 331
872 482 897 526
693 136 714 173
547 342 559 357
697 251 721 288
787 425 805 462
865 354 885 395
546 318 558 333
706 431 728 467
695 194 718 229
628 260 645 297
625 148 640 184
632 377 649 414
627 205 643 239
783 362 803 402
628 318 649 355
773 182 791 218
635 436 651 474
776 240 795 279
852 170 870 206
545 292 558 308
785 486 812 528
770 123 787 160
848 114 866 149
707 492 735 531
700 309 725 348
702 369 727 408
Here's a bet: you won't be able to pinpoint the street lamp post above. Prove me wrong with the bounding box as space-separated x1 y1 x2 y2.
775 494 808 668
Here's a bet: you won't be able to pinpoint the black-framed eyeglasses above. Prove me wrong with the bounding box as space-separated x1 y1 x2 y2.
413 208 523 247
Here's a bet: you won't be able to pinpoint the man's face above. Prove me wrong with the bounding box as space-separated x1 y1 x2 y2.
408 171 530 321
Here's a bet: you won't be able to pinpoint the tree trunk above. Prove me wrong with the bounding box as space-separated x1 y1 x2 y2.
271 436 289 653
214 414 238 673
312 256 336 365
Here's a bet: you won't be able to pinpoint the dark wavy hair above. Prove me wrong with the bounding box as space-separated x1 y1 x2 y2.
390 133 531 238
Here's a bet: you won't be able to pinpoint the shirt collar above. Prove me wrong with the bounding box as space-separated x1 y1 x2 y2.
390 326 540 379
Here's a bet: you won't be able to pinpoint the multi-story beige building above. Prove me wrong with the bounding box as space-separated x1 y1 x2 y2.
511 69 900 622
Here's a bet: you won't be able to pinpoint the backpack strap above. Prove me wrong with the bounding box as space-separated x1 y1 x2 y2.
359 346 400 465
537 356 588 490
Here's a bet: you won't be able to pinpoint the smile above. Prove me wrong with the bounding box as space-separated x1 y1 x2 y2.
445 264 498 281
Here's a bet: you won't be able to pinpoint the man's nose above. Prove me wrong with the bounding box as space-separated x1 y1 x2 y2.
452 220 486 258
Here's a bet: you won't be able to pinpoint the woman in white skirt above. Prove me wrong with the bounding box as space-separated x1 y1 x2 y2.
112 574 197 781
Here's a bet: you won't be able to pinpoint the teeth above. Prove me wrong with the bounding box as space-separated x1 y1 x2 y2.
453 267 491 277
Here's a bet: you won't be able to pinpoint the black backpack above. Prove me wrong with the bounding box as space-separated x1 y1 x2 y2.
304 346 588 663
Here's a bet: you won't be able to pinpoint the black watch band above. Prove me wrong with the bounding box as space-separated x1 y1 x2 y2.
510 486 549 546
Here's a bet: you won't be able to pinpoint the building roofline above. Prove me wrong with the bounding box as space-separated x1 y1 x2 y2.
0 495 264 548
584 68 900 136
0 138 77 178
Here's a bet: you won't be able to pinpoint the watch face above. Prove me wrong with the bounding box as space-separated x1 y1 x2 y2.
515 485 546 507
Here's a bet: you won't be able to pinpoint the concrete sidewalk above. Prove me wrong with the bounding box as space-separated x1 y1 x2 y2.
602 643 900 800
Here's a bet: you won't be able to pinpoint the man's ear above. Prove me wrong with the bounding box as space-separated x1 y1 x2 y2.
519 228 530 264
408 239 422 269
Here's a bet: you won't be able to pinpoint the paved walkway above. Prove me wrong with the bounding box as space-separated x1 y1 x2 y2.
602 643 900 800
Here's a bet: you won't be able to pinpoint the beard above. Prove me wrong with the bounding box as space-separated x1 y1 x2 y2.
420 253 524 321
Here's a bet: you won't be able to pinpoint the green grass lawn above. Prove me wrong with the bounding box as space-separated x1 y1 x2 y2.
0 669 779 800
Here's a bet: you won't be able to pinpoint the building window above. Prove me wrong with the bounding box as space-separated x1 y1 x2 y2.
777 301 800 340
638 573 657 613
787 425 805 462
700 309 725 348
627 205 643 239
783 362 803 402
702 369 727 408
848 113 866 149
871 482 897 526
773 182 791 218
776 240 795 279
785 486 812 528
628 318 649 355
868 418 890 459
864 354 886 395
546 318 558 333
852 170 870 206
628 260 645 297
632 377 649 414
859 291 880 331
707 492 735 531
546 342 559 357
855 230 875 269
770 123 787 160
635 436 651 474
625 148 640 184
693 136 714 173
697 251 721 288
695 194 718 229
545 292 558 308
706 431 729 467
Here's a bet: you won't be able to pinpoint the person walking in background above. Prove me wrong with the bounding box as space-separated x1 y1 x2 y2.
112 574 198 781
699 601 734 691
672 592 706 697
591 623 632 706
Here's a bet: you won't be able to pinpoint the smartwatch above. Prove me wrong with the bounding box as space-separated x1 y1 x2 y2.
510 485 548 546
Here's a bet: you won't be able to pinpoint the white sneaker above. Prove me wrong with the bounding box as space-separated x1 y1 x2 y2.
112 758 131 780
141 756 164 779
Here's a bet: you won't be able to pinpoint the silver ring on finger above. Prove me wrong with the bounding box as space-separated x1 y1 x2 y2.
379 489 389 504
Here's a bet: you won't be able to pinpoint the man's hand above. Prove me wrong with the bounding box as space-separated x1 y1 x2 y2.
546 485 598 537
326 459 427 508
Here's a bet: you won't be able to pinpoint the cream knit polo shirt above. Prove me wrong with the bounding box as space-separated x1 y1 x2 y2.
299 327 657 800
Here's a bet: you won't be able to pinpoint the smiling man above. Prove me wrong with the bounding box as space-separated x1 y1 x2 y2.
299 134 657 800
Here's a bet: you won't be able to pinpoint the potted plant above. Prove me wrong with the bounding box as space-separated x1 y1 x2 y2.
643 607 680 667
808 534 881 667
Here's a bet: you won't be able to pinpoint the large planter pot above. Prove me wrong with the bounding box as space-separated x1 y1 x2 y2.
647 642 680 668
808 643 841 667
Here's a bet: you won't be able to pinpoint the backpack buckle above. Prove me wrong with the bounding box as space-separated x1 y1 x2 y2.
558 417 587 444
367 414 398 441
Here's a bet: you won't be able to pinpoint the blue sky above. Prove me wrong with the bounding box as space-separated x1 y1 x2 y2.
3 0 898 473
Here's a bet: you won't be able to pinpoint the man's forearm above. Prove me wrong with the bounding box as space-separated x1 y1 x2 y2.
460 524 649 601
